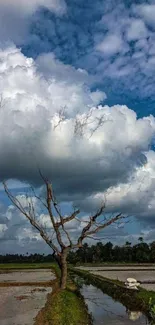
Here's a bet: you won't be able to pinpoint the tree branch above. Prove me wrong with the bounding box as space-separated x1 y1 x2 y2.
55 209 80 227
77 205 105 246
3 182 60 254
85 213 124 237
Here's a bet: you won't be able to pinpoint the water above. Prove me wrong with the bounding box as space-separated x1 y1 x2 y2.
75 277 150 325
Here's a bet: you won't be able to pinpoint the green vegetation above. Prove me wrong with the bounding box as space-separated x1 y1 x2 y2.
0 263 54 269
35 265 91 325
37 288 91 325
149 298 155 322
68 239 155 264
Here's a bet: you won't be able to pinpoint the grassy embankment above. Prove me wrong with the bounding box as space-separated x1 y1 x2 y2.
37 263 91 325
71 267 155 322
0 263 91 325
74 262 155 267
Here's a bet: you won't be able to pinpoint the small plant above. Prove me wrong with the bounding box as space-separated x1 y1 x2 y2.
149 297 155 322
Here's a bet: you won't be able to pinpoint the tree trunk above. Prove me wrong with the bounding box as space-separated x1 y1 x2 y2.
60 249 68 290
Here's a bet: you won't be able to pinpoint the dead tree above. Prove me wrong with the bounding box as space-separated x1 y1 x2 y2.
3 179 125 290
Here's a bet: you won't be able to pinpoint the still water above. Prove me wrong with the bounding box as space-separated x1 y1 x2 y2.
77 278 150 325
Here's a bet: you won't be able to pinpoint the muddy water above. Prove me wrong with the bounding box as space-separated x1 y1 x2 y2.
0 286 52 325
0 269 55 325
75 277 149 325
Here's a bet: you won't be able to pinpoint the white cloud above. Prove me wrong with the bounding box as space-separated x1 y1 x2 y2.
0 46 155 251
79 150 155 224
134 4 155 27
0 0 66 14
126 19 148 41
96 34 123 56
0 46 154 196
0 224 8 238
0 0 66 43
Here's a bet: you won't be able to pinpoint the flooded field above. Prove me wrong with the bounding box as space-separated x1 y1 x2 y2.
0 286 52 325
0 269 55 283
77 266 155 291
0 269 55 325
0 267 152 325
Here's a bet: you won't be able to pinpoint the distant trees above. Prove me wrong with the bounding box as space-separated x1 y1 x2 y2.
1 239 155 264
0 253 54 264
68 239 155 264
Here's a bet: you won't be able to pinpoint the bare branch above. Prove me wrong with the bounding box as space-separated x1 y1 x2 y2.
77 204 105 246
3 182 60 254
85 213 124 237
53 106 66 130
55 209 80 227
52 198 73 247
74 110 93 137
30 186 48 209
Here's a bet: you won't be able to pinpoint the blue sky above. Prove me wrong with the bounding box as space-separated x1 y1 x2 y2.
0 0 155 253
22 0 155 117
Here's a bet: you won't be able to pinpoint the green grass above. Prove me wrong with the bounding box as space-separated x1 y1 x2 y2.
31 264 91 325
0 263 54 269
73 262 155 267
41 289 90 325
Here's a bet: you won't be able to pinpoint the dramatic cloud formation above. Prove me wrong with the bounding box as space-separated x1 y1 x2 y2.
0 46 155 210
0 0 155 252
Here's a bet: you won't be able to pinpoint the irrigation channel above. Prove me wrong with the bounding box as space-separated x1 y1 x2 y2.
72 275 150 325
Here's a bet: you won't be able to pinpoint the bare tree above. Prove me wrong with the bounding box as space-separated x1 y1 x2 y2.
3 177 125 290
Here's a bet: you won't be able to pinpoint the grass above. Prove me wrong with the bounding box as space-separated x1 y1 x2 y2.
74 262 155 267
34 264 91 325
0 263 54 269
36 288 91 325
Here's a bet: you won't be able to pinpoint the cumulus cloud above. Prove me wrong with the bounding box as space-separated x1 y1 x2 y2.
77 150 155 228
1 1 155 251
0 46 154 200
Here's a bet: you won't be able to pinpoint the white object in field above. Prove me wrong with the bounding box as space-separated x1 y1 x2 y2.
125 282 140 287
126 278 137 283
125 278 140 290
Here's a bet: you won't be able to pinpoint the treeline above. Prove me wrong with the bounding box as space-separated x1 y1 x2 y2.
0 253 55 264
1 237 155 264
68 238 155 264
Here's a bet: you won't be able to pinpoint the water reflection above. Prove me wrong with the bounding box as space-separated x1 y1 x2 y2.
79 281 149 325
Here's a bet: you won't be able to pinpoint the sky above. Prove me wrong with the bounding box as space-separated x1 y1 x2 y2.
0 0 155 254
